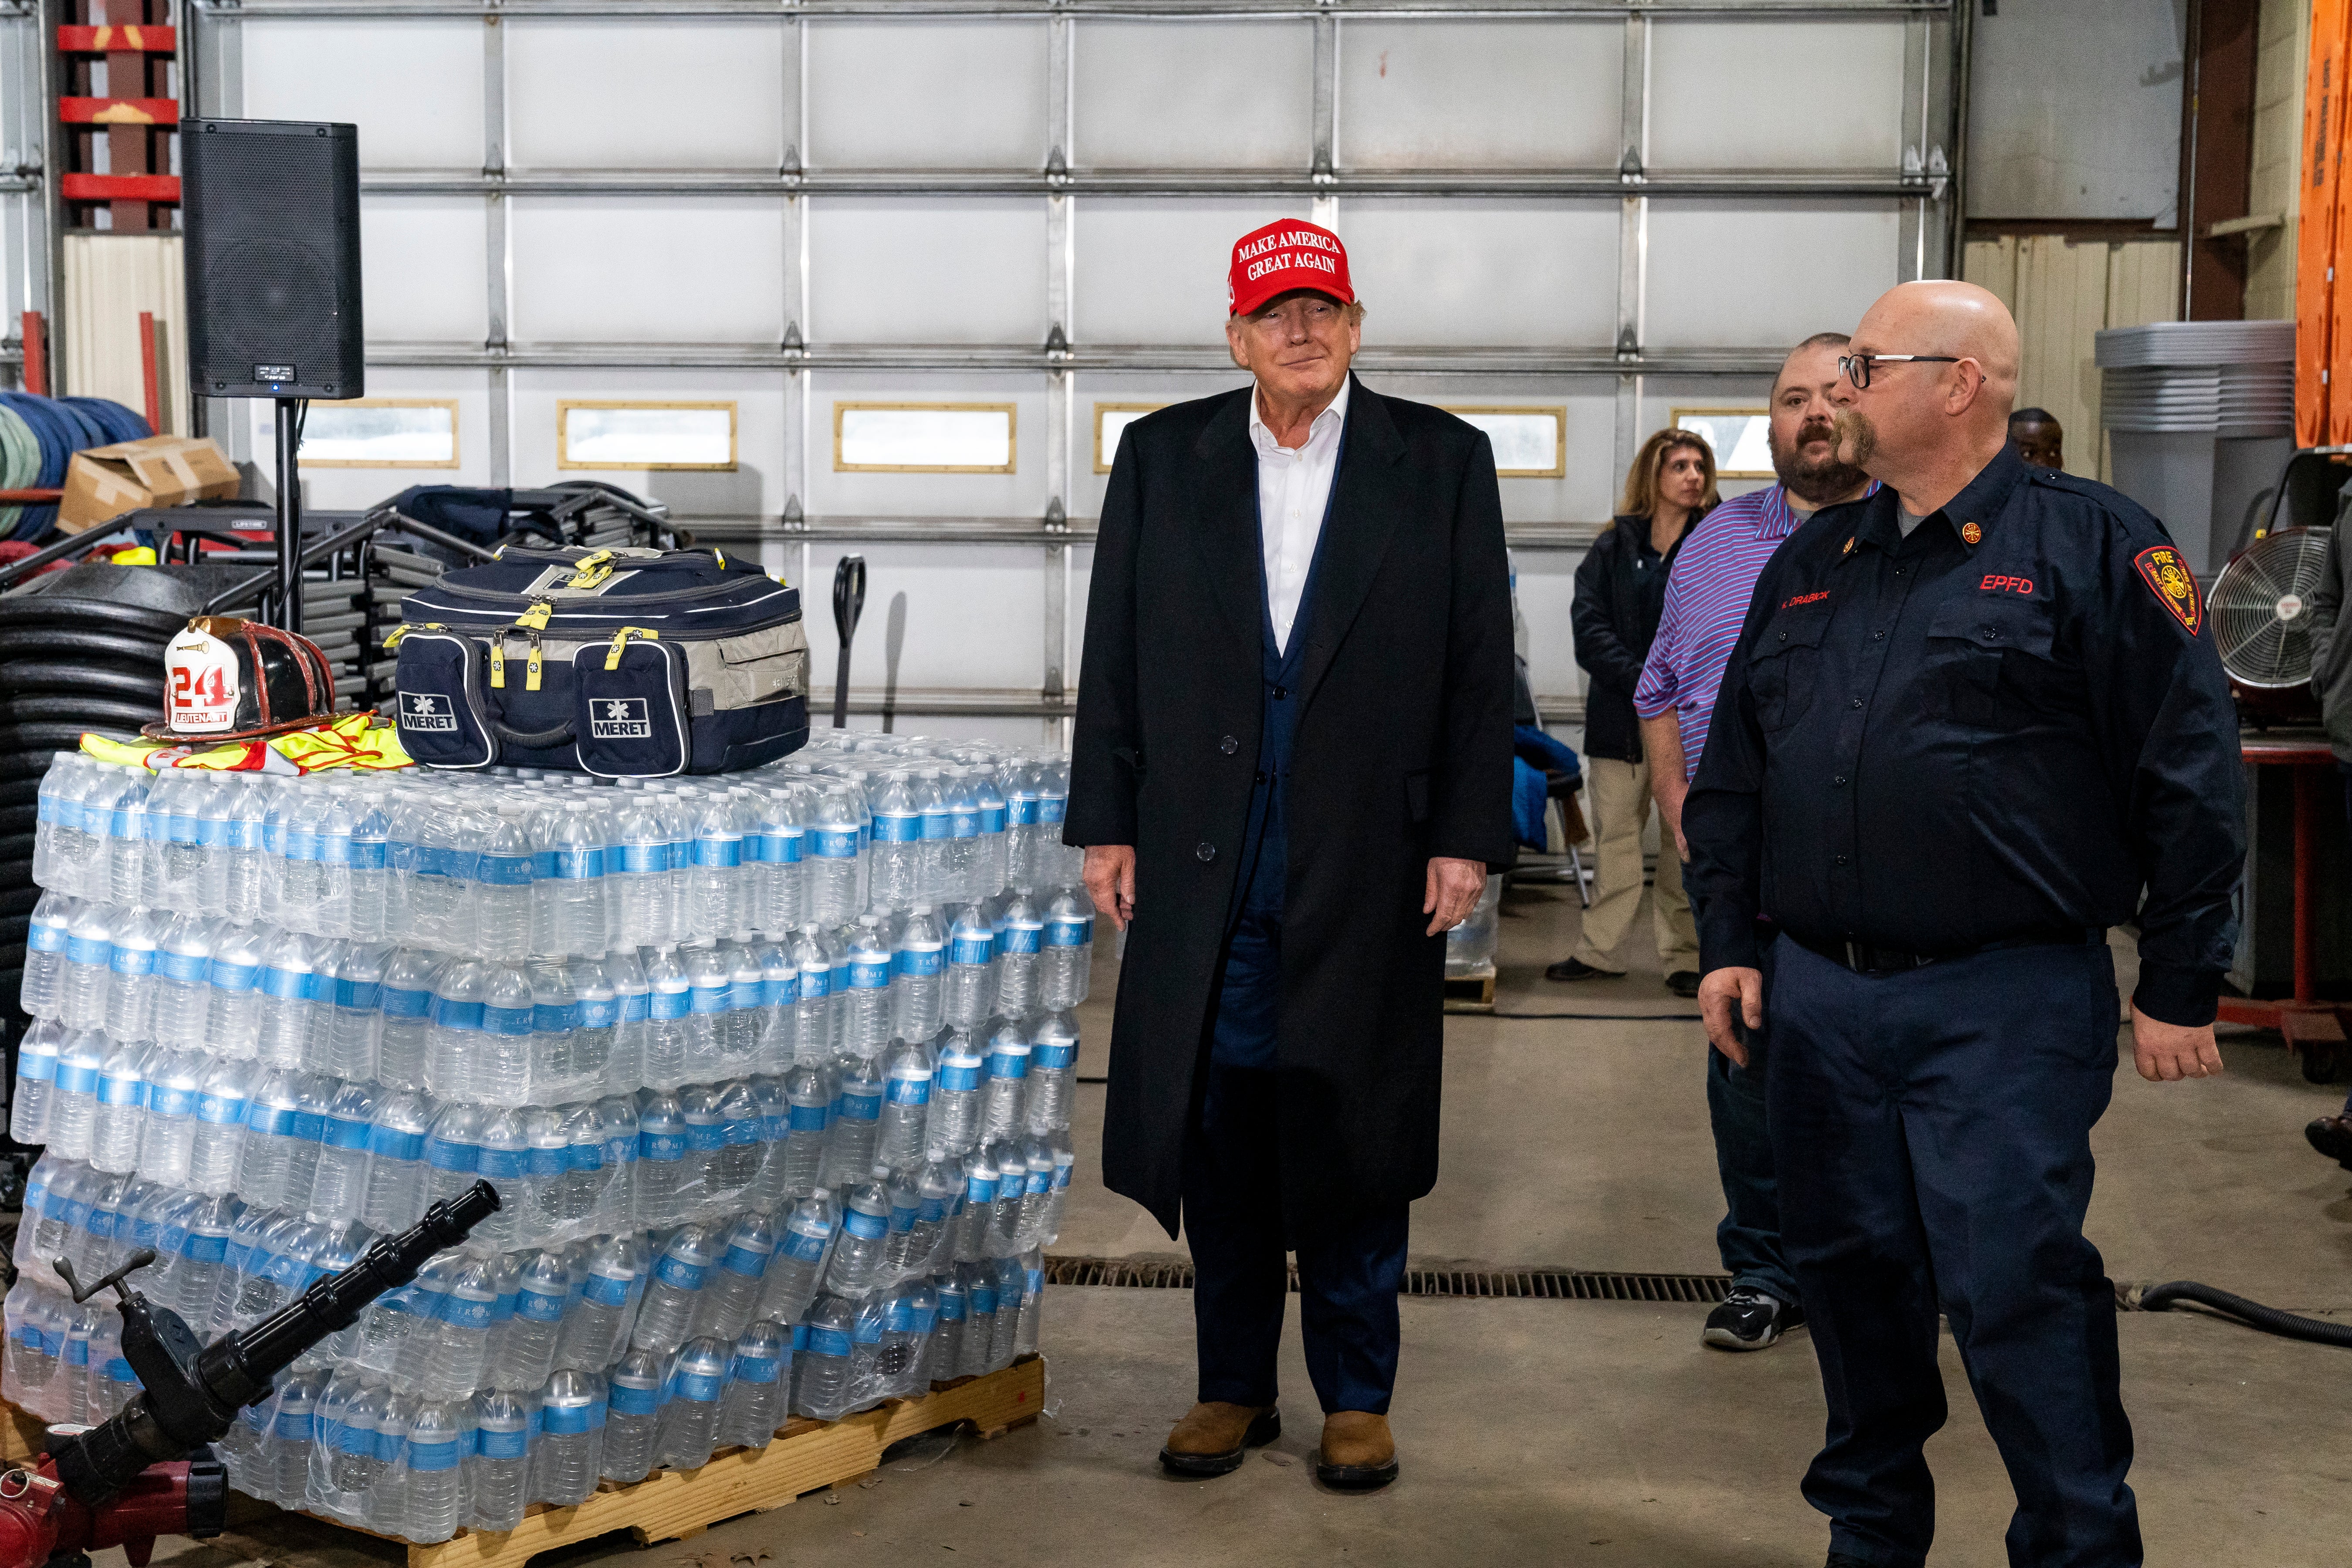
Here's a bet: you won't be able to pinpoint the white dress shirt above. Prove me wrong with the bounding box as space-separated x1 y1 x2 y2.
1247 374 1351 654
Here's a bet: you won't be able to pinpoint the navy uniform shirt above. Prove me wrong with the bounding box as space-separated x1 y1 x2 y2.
1683 443 2244 1026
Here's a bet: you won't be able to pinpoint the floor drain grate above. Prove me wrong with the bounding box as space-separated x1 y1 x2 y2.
1042 1256 1732 1304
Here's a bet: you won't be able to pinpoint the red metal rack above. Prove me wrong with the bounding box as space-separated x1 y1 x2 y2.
57 5 179 230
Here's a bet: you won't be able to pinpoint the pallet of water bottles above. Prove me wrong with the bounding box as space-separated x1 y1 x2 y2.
5 730 1094 1545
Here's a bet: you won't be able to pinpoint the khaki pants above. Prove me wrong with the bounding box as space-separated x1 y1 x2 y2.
1569 755 1700 973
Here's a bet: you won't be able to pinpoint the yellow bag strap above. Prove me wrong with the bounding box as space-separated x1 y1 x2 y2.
488 632 507 688
514 598 554 632
526 630 545 692
381 621 445 651
568 551 617 589
605 625 659 670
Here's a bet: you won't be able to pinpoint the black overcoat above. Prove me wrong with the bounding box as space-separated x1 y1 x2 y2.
1064 376 1516 1238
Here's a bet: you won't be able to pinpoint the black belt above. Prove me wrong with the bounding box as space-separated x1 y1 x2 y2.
1785 926 2103 975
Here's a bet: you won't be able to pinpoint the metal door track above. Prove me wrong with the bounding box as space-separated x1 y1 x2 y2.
1041 1256 1732 1304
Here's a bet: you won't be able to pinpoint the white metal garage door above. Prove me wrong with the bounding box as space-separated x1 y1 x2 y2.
186 0 1959 747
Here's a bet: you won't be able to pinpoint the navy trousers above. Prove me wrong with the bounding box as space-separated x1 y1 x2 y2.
1183 772 1410 1416
1709 936 1798 1303
1766 933 2139 1568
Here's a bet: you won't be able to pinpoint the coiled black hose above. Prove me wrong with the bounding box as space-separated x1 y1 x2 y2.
2140 1281 2352 1347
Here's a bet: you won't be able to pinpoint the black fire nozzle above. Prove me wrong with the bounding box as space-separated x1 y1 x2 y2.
47 1181 500 1507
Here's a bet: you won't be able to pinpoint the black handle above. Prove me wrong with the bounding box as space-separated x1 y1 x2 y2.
831 554 866 729
492 714 576 750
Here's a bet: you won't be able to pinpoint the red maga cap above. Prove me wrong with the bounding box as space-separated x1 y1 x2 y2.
1227 219 1354 319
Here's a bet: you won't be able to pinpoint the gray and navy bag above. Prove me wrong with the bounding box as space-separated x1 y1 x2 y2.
392 544 809 776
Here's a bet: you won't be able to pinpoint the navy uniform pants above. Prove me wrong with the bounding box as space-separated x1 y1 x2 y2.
1766 933 2139 1568
1709 935 1798 1303
1181 778 1411 1417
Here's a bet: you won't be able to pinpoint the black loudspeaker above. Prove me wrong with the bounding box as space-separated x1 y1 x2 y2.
182 119 364 401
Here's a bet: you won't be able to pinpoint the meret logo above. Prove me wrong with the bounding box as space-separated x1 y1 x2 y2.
590 697 652 740
400 692 458 732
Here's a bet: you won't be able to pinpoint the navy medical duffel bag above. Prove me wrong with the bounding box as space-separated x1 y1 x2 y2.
392 544 809 776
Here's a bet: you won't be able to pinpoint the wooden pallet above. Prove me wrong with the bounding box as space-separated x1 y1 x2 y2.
1443 967 1497 1014
391 1358 1040 1568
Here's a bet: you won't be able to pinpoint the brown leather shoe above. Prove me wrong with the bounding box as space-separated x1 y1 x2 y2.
1158 1401 1280 1477
1316 1411 1399 1490
2308 1113 2352 1170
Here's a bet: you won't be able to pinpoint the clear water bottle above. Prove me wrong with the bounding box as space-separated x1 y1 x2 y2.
466 1388 531 1532
953 1145 999 1264
48 1027 107 1162
221 776 272 925
717 1321 788 1450
960 1261 1000 1378
642 946 693 1090
13 1017 61 1143
270 783 326 932
471 1107 527 1250
879 1283 937 1398
972 765 1009 897
494 1249 568 1391
708 1077 765 1200
876 1036 936 1173
205 923 269 1055
983 1138 1029 1257
523 1108 570 1243
593 1096 639 1235
89 1037 149 1175
535 1368 605 1505
1037 757 1075 884
609 791 668 948
22 889 74 1019
101 769 150 909
558 1233 645 1374
696 1210 775 1342
600 1347 666 1484
356 1088 434 1233
993 889 1043 1016
372 947 440 1091
754 935 797 1072
752 785 807 934
906 1152 963 1277
345 787 391 941
569 956 618 1094
685 792 749 943
135 1044 202 1190
826 1179 891 1296
843 918 894 1057
759 1191 835 1327
914 770 953 902
929 1269 967 1380
525 960 582 1102
238 1068 312 1211
676 1083 723 1210
633 1222 717 1356
979 1017 1031 1143
940 906 993 1030
365 1392 416 1533
635 1089 688 1227
1013 1136 1055 1250
254 927 322 1069
794 1294 859 1421
721 940 764 1068
789 925 836 1061
928 1026 984 1154
399 1400 468 1542
1040 888 1094 1010
868 772 923 910
308 1078 380 1222
1028 1010 1079 1133
60 900 116 1032
537 797 609 959
604 947 649 1093
679 945 730 1079
653 1333 728 1469
188 1054 254 1194
892 905 945 1042
477 961 537 1107
471 806 537 963
267 1367 326 1506
1004 760 1044 889
809 778 868 927
422 1101 482 1219
422 1252 498 1400
323 940 391 1082
777 1061 833 1195
101 906 161 1043
314 784 357 939
148 912 216 1051
823 1055 883 1190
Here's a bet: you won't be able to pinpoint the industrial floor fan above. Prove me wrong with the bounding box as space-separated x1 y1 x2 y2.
2208 525 2333 722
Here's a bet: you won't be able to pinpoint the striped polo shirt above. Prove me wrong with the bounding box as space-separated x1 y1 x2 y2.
1632 483 1809 781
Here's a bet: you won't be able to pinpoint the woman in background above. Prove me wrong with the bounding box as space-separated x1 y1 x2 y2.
1548 428 1715 997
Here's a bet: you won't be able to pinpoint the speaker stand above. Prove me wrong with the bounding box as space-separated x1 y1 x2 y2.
272 395 303 634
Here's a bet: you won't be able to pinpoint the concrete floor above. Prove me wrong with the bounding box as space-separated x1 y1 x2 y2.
165 882 2352 1568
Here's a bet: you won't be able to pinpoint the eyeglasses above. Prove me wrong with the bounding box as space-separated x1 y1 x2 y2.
1838 353 1961 390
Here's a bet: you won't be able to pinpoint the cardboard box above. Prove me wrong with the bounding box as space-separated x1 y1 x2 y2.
58 435 241 534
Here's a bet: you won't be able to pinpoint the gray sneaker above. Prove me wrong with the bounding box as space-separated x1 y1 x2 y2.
1703 1287 1804 1351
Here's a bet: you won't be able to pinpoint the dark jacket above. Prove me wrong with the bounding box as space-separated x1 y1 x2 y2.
2312 503 2352 762
1064 376 1516 1237
1570 513 1693 764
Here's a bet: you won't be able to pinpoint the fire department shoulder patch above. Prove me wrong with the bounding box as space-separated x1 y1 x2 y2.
2133 544 2202 636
